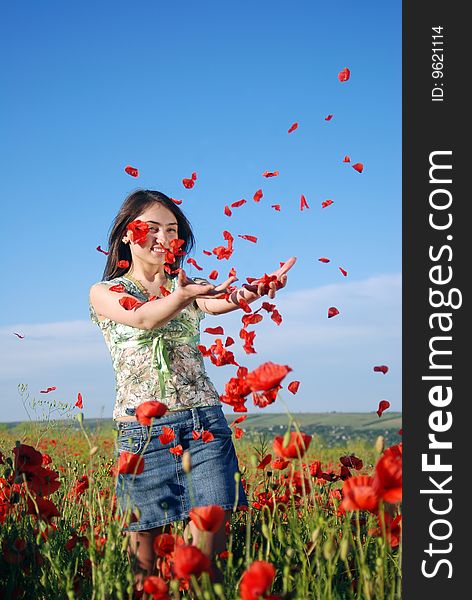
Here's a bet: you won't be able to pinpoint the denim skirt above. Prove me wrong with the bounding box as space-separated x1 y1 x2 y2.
115 404 248 531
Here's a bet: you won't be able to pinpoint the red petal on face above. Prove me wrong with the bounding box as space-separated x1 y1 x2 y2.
186 258 203 270
224 205 232 216
182 178 195 189
373 365 389 374
124 165 139 177
339 267 348 277
321 199 334 208
204 326 225 335
127 220 150 246
117 260 130 269
169 445 183 456
202 430 214 443
288 122 298 133
318 257 330 263
231 199 247 208
96 245 109 255
75 393 83 409
253 189 263 202
325 114 333 121
202 250 212 256
328 306 339 318
192 430 201 440
262 170 279 178
288 380 300 394
109 284 126 293
119 297 145 311
170 197 183 205
238 234 258 243
343 156 351 163
300 194 310 211
338 67 351 82
208 270 218 280
352 162 364 173
377 400 391 417
271 204 281 211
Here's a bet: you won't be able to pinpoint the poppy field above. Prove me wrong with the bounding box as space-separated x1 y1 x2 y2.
0 407 402 600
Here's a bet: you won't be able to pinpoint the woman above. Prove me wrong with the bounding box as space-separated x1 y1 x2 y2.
89 189 296 588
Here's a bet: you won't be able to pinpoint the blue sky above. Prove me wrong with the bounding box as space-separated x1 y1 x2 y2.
1 1 401 422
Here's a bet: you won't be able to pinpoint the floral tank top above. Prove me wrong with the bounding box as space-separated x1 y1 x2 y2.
89 275 221 420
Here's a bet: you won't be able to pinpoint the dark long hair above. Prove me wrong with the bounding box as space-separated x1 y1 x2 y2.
102 189 195 281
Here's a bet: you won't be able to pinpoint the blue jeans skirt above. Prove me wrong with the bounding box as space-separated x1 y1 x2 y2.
115 404 248 531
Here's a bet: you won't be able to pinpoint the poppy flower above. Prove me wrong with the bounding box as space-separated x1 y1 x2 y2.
340 476 379 512
245 362 292 392
271 204 281 211
238 234 258 243
339 267 348 277
119 297 144 311
257 454 272 470
288 122 298 133
154 532 183 557
143 576 170 599
169 445 183 456
271 458 290 470
352 163 364 173
172 545 212 579
13 444 43 472
75 393 83 409
118 451 144 475
262 170 279 178
204 326 225 335
369 514 402 548
340 454 363 470
117 260 129 269
136 401 168 426
325 114 333 121
318 257 330 263
253 189 263 202
343 156 351 163
338 67 351 82
374 444 402 503
239 560 276 600
321 200 334 208
126 220 149 246
22 466 61 496
273 431 312 459
124 165 139 177
231 199 247 208
328 307 339 318
27 496 61 522
377 400 390 417
189 505 225 532
287 381 300 395
201 430 214 443
40 387 56 394
109 284 126 293
96 245 109 255
159 427 176 445
374 365 389 374
300 195 309 211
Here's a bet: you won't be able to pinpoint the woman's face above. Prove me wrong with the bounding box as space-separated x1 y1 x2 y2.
123 202 179 266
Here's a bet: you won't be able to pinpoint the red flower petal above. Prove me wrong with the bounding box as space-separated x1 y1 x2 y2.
119 297 144 311
202 250 212 256
186 258 203 270
373 365 389 374
325 114 333 121
40 387 57 394
245 362 292 392
192 430 201 440
224 205 232 217
262 170 279 178
124 165 139 177
288 122 298 133
182 178 195 189
287 381 300 395
109 284 126 293
300 194 310 211
170 197 183 205
321 199 334 209
75 393 83 409
352 163 364 173
338 67 351 82
225 336 235 347
96 245 109 255
204 326 225 335
169 445 183 456
318 257 330 263
202 430 214 443
271 204 281 211
127 220 149 246
343 156 351 163
231 199 247 208
118 451 144 475
238 234 257 243
328 306 339 318
136 401 168 425
339 267 348 277
253 189 263 202
377 400 391 417
208 270 218 280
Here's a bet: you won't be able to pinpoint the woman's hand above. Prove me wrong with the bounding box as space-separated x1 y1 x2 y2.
243 256 297 300
175 269 238 302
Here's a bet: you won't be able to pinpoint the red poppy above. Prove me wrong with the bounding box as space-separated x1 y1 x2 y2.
154 532 184 557
27 496 61 522
169 445 183 456
341 476 379 512
340 454 363 470
271 458 290 470
287 381 300 395
328 307 339 318
352 163 364 173
245 362 292 392
369 514 402 548
257 454 272 470
271 204 281 211
325 114 333 121
126 220 149 246
273 431 312 459
374 444 402 503
117 260 130 269
109 284 126 293
343 155 351 163
224 205 232 217
318 257 330 263
118 451 144 475
253 189 263 202
374 365 389 374
172 545 211 579
262 170 279 178
75 393 83 409
238 234 258 243
377 400 390 417
338 67 351 82
23 466 61 496
13 444 43 473
143 576 170 600
300 195 309 211
189 505 225 532
119 297 144 311
124 165 139 177
201 430 214 443
321 199 334 208
68 475 89 498
239 560 276 600
136 401 168 426
159 427 176 445
96 245 109 255
339 267 348 277
288 122 298 133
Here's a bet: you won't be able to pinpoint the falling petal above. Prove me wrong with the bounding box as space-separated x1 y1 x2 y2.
321 200 334 209
120 297 145 311
231 199 247 208
339 267 348 277
352 163 364 173
40 387 57 394
288 381 300 394
96 245 109 255
300 194 310 211
343 156 351 163
170 197 183 205
325 114 333 121
271 204 281 211
208 270 218 280
117 260 130 269
373 365 389 375
328 307 339 318
224 205 232 216
238 234 257 243
124 165 139 177
253 189 263 202
204 326 225 335
203 250 212 256
262 170 279 178
377 400 391 417
338 67 351 82
186 258 203 270
318 257 330 263
288 122 298 133
109 284 126 293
